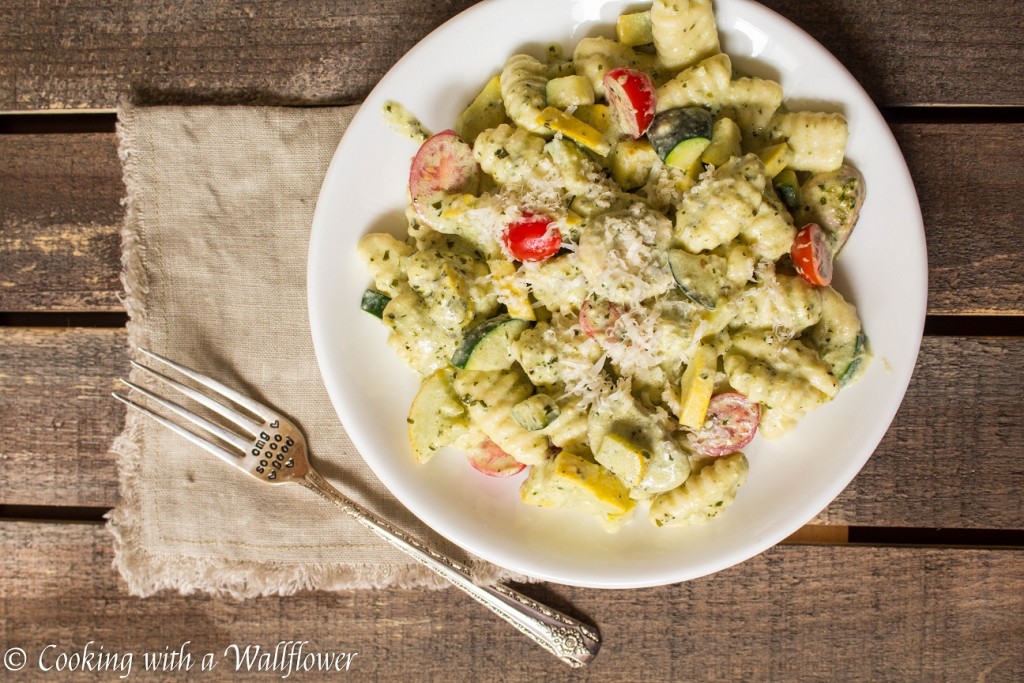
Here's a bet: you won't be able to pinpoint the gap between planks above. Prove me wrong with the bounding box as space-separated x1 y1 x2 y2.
2 509 1022 550
0 505 850 542
2 106 1023 136
4 313 1024 338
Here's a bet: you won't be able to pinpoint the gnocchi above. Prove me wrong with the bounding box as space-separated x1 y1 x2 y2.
359 0 869 531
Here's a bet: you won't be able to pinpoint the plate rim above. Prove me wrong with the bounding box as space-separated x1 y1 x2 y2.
307 0 928 588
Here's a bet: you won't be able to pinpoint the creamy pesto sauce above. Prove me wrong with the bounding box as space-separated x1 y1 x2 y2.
360 3 870 532
382 100 431 143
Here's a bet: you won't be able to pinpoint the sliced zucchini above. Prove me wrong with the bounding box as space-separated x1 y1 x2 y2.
455 75 509 145
838 332 869 386
646 107 714 170
545 75 595 108
665 137 711 172
806 286 869 386
408 368 469 463
519 450 636 521
773 168 800 209
451 314 532 370
535 107 612 156
616 10 653 47
755 142 792 178
677 342 717 430
595 432 651 488
572 103 615 137
511 393 561 431
667 248 727 309
359 289 391 319
701 117 742 167
609 138 659 190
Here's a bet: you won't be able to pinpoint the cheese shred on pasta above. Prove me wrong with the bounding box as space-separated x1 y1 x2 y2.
358 0 868 531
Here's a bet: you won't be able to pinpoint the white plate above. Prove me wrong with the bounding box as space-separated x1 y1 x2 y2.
308 0 927 588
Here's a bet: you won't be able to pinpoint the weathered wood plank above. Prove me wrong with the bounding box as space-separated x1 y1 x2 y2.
0 0 1021 111
892 123 1024 315
0 0 477 111
1 522 1020 682
0 134 123 311
821 336 1024 528
2 328 1022 530
0 328 127 507
2 123 1023 314
759 0 1024 107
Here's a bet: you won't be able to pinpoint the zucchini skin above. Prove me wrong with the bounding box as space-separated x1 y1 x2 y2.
773 168 800 209
668 248 725 310
511 394 560 431
646 107 713 160
451 314 532 370
838 332 868 387
360 289 392 318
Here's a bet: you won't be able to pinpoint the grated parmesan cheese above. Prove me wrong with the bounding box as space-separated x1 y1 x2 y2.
363 2 871 532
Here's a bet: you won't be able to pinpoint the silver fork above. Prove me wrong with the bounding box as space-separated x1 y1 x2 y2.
112 348 600 668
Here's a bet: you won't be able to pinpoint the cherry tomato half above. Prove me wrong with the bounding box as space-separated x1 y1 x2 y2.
579 297 622 341
467 440 526 478
603 67 657 138
791 222 834 287
690 393 761 457
503 213 562 262
409 129 480 225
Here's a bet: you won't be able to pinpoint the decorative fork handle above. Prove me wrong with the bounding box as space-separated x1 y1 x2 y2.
300 468 600 667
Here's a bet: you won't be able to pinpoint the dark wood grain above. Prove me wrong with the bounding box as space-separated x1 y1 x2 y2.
758 0 1024 107
0 328 127 508
0 0 1021 112
0 134 124 311
892 123 1024 315
2 124 1023 315
1 521 1020 682
0 0 477 111
824 336 1024 528
3 328 1022 530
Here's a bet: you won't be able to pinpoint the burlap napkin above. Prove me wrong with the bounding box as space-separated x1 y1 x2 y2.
107 103 519 597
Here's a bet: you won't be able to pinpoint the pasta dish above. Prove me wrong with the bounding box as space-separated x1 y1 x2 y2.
358 0 868 530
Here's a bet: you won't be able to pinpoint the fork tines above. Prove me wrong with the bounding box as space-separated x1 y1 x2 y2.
112 349 269 469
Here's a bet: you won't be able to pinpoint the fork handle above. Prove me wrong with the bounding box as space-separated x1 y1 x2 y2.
300 468 600 667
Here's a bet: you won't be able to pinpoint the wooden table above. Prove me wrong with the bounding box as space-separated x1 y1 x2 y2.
2 1 1022 680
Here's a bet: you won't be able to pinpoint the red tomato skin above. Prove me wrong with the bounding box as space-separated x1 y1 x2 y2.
503 213 562 262
578 298 622 340
409 129 479 223
791 223 834 286
467 440 526 478
691 393 761 457
603 67 657 138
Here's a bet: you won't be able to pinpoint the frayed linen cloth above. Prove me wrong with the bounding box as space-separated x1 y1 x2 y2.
108 103 521 597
